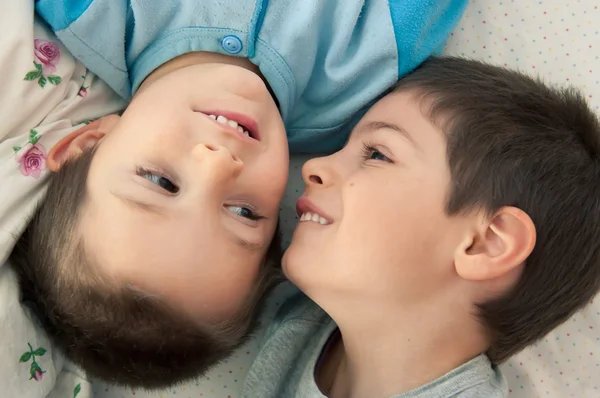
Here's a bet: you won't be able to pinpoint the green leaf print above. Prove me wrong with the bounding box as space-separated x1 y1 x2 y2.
33 347 47 356
48 76 62 85
30 361 41 375
20 343 47 382
24 70 41 81
12 146 22 152
29 129 39 145
74 383 82 398
19 352 32 362
24 62 43 81
38 76 47 88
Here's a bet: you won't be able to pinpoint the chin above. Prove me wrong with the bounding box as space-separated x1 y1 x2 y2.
284 247 329 299
281 245 294 279
281 241 309 285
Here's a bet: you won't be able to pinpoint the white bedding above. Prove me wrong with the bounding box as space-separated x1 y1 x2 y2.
95 2 600 397
1 1 598 398
0 3 125 398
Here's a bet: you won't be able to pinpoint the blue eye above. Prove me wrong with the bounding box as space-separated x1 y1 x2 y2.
226 205 262 221
361 143 392 163
136 167 179 193
369 151 388 161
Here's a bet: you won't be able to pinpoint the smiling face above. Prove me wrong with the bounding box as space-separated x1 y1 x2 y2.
80 63 288 322
284 91 474 316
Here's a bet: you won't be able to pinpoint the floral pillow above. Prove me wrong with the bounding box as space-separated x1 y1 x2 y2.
0 7 125 397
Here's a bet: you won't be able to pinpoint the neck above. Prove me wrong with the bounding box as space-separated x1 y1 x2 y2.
317 299 489 398
138 51 263 94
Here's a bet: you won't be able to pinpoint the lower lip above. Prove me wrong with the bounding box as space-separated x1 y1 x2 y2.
204 110 260 141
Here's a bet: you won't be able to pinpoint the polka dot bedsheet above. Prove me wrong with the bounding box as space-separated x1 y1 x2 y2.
94 1 600 397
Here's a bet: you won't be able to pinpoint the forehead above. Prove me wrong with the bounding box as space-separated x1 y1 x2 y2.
79 197 265 320
357 91 444 144
367 90 424 119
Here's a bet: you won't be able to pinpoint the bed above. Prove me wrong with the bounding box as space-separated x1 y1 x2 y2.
94 0 600 398
2 1 598 397
95 1 600 397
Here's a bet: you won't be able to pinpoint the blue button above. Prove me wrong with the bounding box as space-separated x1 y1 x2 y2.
221 35 243 54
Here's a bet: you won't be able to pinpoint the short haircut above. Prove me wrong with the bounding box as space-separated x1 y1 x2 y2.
393 56 600 363
10 149 283 388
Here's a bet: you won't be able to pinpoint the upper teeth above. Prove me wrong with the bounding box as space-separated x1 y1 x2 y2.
209 114 251 137
299 212 330 225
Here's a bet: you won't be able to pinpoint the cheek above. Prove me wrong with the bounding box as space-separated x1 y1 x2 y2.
336 182 446 259
255 151 289 198
121 97 189 143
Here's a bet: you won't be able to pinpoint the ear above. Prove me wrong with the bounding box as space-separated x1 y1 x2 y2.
47 115 120 171
454 207 536 281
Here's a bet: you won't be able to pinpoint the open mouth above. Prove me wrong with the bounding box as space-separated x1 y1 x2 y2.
203 111 260 141
299 211 331 225
296 196 333 225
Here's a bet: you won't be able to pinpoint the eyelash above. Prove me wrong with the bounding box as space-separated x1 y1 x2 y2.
226 205 264 221
135 167 180 194
361 142 393 163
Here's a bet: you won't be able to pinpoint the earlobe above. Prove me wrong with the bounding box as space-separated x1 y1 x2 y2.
455 207 536 282
47 115 120 171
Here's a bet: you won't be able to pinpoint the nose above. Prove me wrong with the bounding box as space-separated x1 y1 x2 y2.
192 143 243 184
302 155 336 188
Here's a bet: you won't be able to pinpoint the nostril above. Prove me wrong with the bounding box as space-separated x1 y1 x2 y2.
205 144 218 151
309 175 323 184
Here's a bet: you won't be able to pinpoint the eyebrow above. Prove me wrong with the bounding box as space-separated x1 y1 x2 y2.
112 191 263 252
355 120 417 148
113 193 167 214
225 229 263 253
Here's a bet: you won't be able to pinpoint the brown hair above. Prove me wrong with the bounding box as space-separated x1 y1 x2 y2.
10 149 283 388
393 56 600 363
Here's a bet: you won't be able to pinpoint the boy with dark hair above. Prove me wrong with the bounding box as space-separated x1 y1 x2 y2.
8 0 467 389
242 57 600 397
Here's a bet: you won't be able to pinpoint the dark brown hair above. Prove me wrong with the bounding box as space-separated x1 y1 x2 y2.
392 56 600 363
10 149 283 388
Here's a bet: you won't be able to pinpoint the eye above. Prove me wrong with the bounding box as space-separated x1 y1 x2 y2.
135 167 179 193
361 142 393 163
226 205 263 221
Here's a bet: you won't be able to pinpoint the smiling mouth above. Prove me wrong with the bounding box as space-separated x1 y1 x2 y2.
299 211 331 225
296 196 333 225
202 112 260 141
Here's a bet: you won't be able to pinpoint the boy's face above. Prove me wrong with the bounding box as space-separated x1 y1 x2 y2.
284 91 471 314
81 64 288 322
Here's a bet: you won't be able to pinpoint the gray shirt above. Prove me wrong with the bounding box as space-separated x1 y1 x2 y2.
242 290 507 397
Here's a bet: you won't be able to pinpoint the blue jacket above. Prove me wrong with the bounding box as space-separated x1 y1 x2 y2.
36 0 467 152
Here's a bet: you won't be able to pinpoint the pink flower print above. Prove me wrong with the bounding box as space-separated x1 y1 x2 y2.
34 39 61 76
32 368 45 381
24 39 62 88
19 343 47 382
15 143 47 179
78 73 89 97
